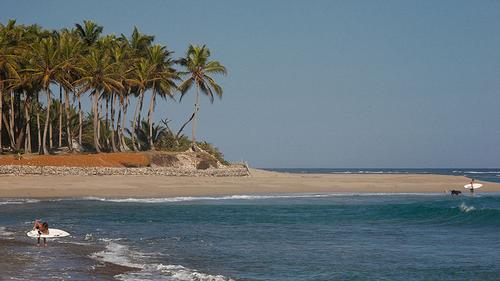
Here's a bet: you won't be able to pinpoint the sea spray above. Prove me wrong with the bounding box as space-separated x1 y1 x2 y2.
459 202 475 213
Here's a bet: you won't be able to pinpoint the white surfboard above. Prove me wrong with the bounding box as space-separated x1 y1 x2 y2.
464 183 482 189
27 228 70 238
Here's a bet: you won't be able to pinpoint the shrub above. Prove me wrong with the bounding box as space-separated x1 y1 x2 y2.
197 142 229 165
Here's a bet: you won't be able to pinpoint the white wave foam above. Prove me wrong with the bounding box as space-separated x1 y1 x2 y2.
91 241 233 281
459 203 475 213
453 171 500 174
85 193 441 203
91 242 141 268
0 226 15 237
96 194 336 203
0 199 40 205
2 193 444 205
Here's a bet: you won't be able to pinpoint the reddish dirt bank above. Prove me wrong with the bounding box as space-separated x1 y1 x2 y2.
0 153 150 167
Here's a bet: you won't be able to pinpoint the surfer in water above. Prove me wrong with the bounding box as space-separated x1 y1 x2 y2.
33 219 49 246
469 179 475 195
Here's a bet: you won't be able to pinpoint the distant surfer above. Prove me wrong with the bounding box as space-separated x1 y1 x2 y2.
469 179 475 195
33 219 49 246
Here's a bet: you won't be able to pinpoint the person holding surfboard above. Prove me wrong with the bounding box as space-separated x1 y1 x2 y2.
464 179 482 196
33 219 49 246
27 222 70 243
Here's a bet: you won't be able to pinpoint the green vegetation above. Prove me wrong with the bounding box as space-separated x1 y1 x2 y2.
0 20 228 161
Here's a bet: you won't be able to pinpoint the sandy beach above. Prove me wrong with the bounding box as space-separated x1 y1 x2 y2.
1 169 499 198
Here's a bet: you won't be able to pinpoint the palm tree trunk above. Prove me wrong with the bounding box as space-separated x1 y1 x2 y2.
176 111 196 140
98 98 102 145
105 96 110 149
9 91 16 149
110 93 117 152
24 98 31 154
64 89 73 151
121 94 130 151
131 90 143 151
27 105 32 154
36 93 41 154
49 120 53 149
137 91 145 150
116 99 122 151
42 88 51 155
191 85 200 148
137 92 144 128
93 90 101 153
78 95 82 145
58 85 63 147
0 89 3 153
105 96 109 130
2 113 14 149
147 89 156 150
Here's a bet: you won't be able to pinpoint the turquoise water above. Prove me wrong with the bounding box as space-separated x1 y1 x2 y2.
1 194 500 280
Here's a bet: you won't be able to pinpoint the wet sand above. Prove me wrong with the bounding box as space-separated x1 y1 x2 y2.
1 169 499 198
0 238 138 280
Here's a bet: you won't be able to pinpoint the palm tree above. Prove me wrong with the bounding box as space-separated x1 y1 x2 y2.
108 41 133 152
121 27 154 150
0 20 22 153
74 49 123 152
57 30 82 151
145 45 178 150
28 37 62 154
178 44 227 148
14 72 41 154
127 59 155 151
75 20 103 47
126 26 154 57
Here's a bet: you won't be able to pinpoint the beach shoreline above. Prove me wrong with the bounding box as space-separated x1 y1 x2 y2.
1 169 499 198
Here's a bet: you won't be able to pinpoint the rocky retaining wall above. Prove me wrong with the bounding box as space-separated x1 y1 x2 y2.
0 165 249 177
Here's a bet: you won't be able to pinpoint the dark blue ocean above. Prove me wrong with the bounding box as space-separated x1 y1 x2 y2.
1 193 500 280
264 168 500 184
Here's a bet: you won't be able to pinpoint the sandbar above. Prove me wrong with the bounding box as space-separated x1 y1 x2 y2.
1 169 499 198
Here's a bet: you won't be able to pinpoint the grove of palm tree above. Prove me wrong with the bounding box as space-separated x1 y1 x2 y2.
0 20 227 159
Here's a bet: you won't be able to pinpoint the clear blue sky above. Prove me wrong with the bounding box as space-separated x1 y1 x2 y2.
2 0 500 168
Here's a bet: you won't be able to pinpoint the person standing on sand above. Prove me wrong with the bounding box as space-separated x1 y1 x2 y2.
33 219 49 246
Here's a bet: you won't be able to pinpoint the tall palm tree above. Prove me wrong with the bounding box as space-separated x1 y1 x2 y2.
145 45 178 150
28 37 62 154
0 20 22 153
13 71 41 154
127 59 155 151
75 20 103 47
74 49 123 152
178 44 227 148
57 30 82 150
126 27 154 57
109 41 132 152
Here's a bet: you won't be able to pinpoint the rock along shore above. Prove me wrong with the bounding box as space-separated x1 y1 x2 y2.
0 165 249 177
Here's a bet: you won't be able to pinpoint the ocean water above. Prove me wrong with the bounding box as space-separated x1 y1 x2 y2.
1 194 500 280
265 168 500 184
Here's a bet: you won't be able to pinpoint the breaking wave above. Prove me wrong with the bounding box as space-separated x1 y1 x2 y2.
91 241 234 281
0 199 40 205
82 193 440 203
